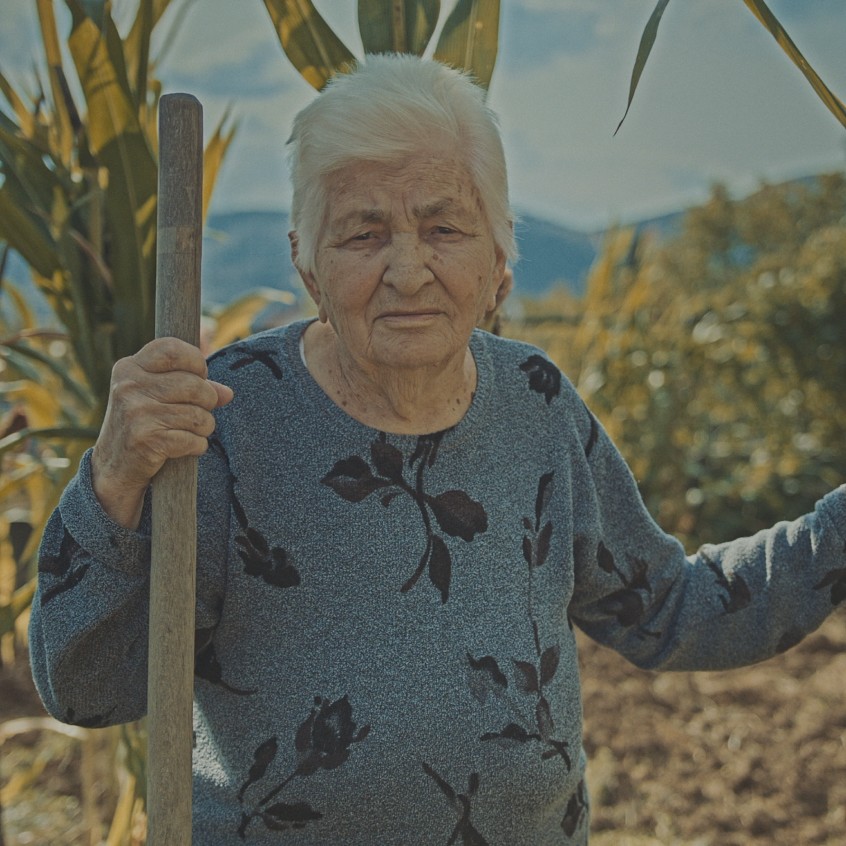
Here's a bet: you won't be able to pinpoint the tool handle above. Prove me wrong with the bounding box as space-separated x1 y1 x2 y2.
147 92 203 846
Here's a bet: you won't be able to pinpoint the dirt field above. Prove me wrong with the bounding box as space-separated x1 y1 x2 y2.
2 609 845 844
581 609 846 846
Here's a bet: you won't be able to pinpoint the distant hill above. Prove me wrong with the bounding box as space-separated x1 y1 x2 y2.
512 213 598 297
1 208 612 318
6 172 827 318
203 211 297 306
201 209 600 305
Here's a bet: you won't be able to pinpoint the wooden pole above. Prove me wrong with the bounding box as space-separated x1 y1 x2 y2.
147 93 203 845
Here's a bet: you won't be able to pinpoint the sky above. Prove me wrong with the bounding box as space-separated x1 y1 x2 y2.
2 0 845 231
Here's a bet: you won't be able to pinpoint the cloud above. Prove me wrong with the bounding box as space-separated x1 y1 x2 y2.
4 0 843 231
492 0 846 228
156 2 299 98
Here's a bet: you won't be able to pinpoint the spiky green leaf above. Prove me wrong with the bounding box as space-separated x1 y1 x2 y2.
358 1 440 56
2 340 94 407
203 110 237 222
36 0 77 164
0 425 100 458
67 1 158 359
0 190 60 279
433 0 499 89
615 0 671 135
124 0 174 101
0 70 36 137
262 0 356 91
741 0 846 130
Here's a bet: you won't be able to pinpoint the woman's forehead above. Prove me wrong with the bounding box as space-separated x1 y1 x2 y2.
325 156 481 220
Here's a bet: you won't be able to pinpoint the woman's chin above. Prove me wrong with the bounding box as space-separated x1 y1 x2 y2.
368 326 463 371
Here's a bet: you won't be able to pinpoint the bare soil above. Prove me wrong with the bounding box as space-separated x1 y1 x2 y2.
2 610 845 844
581 609 846 845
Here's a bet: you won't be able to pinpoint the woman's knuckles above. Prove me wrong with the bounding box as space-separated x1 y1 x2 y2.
137 338 208 376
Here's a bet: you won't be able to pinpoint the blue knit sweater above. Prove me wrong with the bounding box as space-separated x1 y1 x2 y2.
30 320 846 844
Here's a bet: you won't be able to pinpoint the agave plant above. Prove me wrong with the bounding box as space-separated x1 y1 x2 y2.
262 0 501 91
0 0 235 634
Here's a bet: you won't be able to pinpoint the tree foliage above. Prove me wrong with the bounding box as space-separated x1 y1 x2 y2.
510 173 846 549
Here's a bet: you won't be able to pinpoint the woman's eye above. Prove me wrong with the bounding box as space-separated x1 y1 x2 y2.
433 226 457 236
352 231 373 241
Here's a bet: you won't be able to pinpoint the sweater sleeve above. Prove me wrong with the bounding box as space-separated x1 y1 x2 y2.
29 443 231 726
568 406 846 671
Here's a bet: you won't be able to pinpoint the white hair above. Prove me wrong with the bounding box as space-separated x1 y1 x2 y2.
287 53 516 275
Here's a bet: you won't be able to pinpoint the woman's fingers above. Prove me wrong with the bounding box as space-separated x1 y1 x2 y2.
211 380 235 407
91 338 234 527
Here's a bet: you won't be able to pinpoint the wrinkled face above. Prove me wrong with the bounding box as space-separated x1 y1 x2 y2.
298 154 505 373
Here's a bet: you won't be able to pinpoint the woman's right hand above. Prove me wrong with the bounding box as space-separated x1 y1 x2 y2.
90 337 234 529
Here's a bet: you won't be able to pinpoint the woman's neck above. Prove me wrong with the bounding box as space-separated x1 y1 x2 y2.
303 321 476 434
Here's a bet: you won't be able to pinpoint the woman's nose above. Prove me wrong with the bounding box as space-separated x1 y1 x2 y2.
382 235 433 292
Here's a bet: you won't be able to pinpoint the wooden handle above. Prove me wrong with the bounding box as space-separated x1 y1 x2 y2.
148 92 203 846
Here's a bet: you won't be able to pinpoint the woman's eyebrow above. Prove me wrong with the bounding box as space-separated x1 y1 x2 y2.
414 199 457 219
332 208 386 231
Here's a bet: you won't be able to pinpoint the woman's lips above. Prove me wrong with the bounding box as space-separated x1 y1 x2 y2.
378 310 441 323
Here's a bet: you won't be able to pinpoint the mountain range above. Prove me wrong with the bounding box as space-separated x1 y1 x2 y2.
3 205 686 319
201 207 684 307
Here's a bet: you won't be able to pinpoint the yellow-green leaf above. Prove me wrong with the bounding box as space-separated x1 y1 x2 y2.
68 7 140 155
0 425 100 458
36 0 76 164
433 0 500 90
2 339 93 407
0 72 35 138
741 0 846 130
0 282 36 330
203 110 237 223
0 120 64 220
124 0 173 100
358 0 440 56
0 381 63 429
208 289 296 350
67 1 158 358
262 0 356 91
0 190 60 279
615 0 671 135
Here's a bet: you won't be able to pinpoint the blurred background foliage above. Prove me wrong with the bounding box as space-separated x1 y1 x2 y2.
510 173 846 550
1 0 845 843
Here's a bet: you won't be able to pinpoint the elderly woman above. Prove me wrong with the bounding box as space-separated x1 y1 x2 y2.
30 55 845 845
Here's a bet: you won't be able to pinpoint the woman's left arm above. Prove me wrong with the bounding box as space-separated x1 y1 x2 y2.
568 410 846 672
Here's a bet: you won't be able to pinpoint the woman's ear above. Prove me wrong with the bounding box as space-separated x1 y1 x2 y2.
289 231 328 323
288 230 304 270
488 247 509 313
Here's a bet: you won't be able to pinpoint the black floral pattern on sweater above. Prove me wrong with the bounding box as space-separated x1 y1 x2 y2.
195 627 257 695
561 779 589 837
814 542 846 605
232 488 301 590
209 434 300 591
520 355 561 405
422 763 490 845
237 695 370 838
38 527 90 606
467 473 571 767
208 343 285 380
702 551 751 614
589 540 661 640
322 433 487 603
